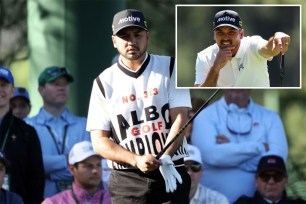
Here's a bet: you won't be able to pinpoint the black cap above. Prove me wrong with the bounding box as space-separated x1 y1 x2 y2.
257 155 287 175
0 151 10 167
213 10 242 30
112 9 148 35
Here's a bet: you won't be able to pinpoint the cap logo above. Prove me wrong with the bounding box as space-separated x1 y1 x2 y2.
118 15 141 25
0 69 9 77
217 16 236 23
267 158 277 164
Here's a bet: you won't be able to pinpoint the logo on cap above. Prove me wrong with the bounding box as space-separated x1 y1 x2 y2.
213 10 242 30
112 9 147 35
118 15 141 24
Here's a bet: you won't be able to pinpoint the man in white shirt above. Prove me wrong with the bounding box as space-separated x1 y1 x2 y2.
194 10 290 87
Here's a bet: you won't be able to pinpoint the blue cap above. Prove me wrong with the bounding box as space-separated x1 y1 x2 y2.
0 66 14 85
13 86 30 103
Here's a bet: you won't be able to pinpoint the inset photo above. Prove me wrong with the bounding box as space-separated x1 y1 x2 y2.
176 5 301 88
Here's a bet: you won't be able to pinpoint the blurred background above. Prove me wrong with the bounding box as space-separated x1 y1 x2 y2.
0 0 305 199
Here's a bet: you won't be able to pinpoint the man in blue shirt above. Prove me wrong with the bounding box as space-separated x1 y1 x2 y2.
26 66 90 198
191 89 288 203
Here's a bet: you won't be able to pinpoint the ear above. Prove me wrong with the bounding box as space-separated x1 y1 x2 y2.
239 29 244 39
146 31 150 41
112 35 117 48
38 86 44 96
69 164 76 175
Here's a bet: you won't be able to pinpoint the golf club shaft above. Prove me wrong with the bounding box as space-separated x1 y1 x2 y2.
155 89 220 159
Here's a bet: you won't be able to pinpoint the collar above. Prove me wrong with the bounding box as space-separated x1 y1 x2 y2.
190 184 201 202
72 182 103 200
117 53 150 78
35 108 76 125
233 38 245 59
220 96 253 113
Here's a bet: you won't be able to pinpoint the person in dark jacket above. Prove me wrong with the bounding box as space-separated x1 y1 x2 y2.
0 151 23 204
0 66 45 203
234 155 306 204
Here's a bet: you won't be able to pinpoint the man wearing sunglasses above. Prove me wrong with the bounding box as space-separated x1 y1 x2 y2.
234 155 306 204
191 89 288 203
185 144 229 204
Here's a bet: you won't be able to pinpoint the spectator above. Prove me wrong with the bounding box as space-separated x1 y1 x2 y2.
191 89 288 203
0 66 45 203
234 155 306 204
10 86 31 119
42 141 111 204
25 66 90 197
0 151 23 204
185 144 229 204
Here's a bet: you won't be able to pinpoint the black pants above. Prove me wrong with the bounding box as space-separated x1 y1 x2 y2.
108 166 191 204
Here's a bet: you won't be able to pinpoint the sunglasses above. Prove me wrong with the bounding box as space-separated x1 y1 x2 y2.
184 163 202 173
227 111 253 135
259 172 285 183
47 67 68 78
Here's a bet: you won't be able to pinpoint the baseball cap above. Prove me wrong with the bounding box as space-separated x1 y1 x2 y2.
0 66 14 85
112 9 148 35
213 10 242 30
0 151 10 167
69 141 101 165
185 144 203 164
38 66 74 86
257 155 287 175
13 87 30 103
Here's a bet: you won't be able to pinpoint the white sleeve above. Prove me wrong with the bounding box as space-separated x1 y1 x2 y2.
86 78 111 131
195 53 210 85
169 62 191 109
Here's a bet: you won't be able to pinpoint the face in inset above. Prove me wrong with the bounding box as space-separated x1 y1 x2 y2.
214 26 244 57
10 97 31 119
256 170 288 202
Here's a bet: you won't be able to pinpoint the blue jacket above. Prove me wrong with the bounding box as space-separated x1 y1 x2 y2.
26 108 90 198
191 97 288 203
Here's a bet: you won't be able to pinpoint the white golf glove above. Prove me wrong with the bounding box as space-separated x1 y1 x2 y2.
159 155 182 193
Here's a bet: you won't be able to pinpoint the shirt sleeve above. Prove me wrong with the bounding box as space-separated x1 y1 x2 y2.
86 78 111 131
194 52 211 85
168 61 191 109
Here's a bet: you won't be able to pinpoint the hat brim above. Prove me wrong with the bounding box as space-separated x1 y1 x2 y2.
113 25 147 35
45 73 74 84
257 167 287 176
213 24 240 30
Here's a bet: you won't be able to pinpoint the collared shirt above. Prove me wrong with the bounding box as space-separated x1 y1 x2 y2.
190 184 229 204
191 97 288 203
25 108 90 198
195 36 272 87
41 182 111 204
87 54 191 170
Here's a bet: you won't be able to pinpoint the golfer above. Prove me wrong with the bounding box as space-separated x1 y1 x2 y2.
194 9 290 87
